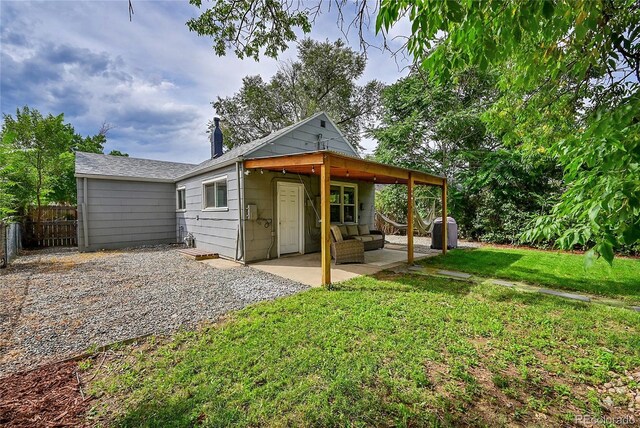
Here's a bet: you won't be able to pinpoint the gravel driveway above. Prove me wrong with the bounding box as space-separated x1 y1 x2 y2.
0 246 308 377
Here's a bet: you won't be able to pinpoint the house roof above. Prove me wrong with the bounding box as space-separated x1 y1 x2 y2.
75 152 196 182
75 112 357 182
176 112 331 180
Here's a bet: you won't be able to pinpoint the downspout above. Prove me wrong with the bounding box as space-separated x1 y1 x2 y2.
235 160 245 263
240 161 246 263
82 177 89 248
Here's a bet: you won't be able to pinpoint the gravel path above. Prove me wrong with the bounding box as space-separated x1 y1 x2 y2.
0 246 308 377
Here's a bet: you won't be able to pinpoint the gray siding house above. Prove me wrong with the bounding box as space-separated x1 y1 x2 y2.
75 112 375 263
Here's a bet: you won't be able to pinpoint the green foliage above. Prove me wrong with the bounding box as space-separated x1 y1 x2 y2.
521 95 640 260
0 106 108 217
462 149 562 244
375 185 438 224
377 0 640 262
187 0 312 60
92 270 640 426
373 68 500 174
214 38 383 149
372 69 562 243
108 150 129 157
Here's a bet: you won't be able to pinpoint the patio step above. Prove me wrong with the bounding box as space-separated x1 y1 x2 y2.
178 248 219 261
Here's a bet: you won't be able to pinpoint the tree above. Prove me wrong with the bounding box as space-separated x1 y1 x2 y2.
0 107 108 217
1 108 73 217
213 38 384 149
372 68 562 243
375 0 640 261
187 0 312 60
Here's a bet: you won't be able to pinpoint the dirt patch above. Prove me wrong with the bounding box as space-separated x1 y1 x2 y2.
422 351 639 427
82 339 167 426
0 360 91 427
372 270 403 282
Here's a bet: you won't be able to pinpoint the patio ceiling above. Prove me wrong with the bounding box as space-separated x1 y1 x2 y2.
243 151 445 186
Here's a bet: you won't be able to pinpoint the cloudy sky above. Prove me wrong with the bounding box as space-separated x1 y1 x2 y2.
1 0 411 164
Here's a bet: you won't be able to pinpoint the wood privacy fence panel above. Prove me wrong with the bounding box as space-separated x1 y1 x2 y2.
23 206 77 248
27 206 77 222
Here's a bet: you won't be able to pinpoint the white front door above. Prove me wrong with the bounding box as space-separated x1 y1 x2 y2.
277 182 304 256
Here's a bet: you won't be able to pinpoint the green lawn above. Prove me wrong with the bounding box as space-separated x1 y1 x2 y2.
420 247 640 304
88 272 640 427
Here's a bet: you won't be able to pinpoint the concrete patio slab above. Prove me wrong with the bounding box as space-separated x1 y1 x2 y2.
251 248 436 287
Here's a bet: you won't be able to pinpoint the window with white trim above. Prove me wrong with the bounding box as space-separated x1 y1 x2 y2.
202 176 228 209
176 187 186 210
330 182 358 224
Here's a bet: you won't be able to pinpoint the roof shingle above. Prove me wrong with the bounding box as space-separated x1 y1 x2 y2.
75 152 196 181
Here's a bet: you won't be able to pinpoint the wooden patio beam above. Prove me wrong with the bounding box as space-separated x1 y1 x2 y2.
244 152 326 170
412 172 446 187
244 151 445 188
329 155 409 181
328 153 444 187
321 155 331 286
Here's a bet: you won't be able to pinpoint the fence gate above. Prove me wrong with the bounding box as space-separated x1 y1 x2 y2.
23 206 78 248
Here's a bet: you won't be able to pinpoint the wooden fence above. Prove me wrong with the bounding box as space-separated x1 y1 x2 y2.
23 206 77 248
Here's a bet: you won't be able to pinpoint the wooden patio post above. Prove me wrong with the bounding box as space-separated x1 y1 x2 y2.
442 178 448 255
407 173 414 265
321 155 331 286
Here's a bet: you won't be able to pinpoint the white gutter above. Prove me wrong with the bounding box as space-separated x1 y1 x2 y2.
241 162 246 263
75 174 175 183
235 161 245 263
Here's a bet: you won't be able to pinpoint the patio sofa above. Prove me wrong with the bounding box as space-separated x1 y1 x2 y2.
336 224 385 251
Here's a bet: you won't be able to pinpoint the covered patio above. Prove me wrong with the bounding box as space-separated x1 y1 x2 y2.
244 151 447 286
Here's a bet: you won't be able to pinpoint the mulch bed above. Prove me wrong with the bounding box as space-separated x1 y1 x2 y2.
0 360 91 427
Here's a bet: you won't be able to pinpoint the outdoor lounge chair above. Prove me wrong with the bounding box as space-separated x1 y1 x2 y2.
330 225 364 264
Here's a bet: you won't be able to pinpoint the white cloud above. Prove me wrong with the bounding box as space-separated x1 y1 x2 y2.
1 1 407 162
